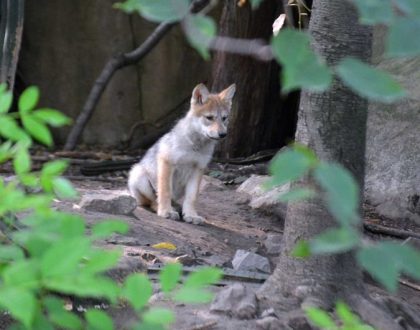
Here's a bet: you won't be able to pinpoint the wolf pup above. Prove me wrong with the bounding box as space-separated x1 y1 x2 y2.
128 83 236 225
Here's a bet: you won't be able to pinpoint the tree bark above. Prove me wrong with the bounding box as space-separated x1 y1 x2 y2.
211 0 298 158
258 1 401 329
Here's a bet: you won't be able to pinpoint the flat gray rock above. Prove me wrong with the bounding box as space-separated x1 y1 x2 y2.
79 190 137 215
236 175 288 219
232 249 271 274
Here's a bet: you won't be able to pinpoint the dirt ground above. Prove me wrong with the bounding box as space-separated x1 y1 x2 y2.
2 153 420 329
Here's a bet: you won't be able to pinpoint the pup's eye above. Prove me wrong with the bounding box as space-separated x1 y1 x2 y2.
222 116 228 121
205 115 214 121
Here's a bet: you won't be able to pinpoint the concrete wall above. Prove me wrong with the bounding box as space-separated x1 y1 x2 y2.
19 0 211 147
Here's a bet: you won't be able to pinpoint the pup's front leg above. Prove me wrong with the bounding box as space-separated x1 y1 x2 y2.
157 157 180 220
182 168 205 225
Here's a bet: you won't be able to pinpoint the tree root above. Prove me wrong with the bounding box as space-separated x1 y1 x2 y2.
256 286 420 330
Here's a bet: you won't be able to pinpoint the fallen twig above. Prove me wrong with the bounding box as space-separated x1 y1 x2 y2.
187 320 218 330
399 278 420 292
147 265 269 283
364 221 420 240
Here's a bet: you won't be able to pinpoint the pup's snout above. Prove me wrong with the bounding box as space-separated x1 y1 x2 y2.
218 132 227 138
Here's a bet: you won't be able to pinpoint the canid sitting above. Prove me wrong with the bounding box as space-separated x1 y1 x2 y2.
128 83 236 225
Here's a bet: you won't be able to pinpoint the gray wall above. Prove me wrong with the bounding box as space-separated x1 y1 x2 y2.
19 0 212 147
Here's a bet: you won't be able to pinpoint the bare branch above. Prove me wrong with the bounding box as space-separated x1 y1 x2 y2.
209 36 273 61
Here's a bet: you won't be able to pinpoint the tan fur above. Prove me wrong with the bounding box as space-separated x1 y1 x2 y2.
128 83 236 225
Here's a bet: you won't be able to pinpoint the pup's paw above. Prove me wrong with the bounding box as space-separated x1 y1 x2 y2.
183 215 206 225
158 209 180 221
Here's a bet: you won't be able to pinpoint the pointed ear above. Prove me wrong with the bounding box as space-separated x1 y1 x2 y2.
191 83 210 105
219 84 236 103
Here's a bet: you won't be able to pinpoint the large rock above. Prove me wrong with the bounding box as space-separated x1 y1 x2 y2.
79 190 137 215
365 28 420 223
232 249 271 274
210 283 257 319
236 175 288 219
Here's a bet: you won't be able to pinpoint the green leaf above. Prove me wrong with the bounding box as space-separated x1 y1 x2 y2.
83 249 122 274
45 297 83 330
45 276 120 302
314 163 359 226
41 237 90 277
278 188 316 202
13 146 31 175
394 0 420 16
33 108 72 127
335 301 357 325
386 18 420 57
3 260 40 289
174 287 214 303
85 309 114 330
122 273 153 310
351 0 393 25
142 308 175 325
336 57 407 103
19 173 39 187
53 177 78 199
357 245 399 292
269 146 317 187
19 86 40 114
0 141 13 162
91 220 129 238
0 288 36 328
310 227 359 255
184 15 216 60
22 115 53 146
42 160 68 176
250 0 263 9
271 29 332 92
183 266 223 288
291 240 311 258
305 307 336 329
0 115 29 142
159 262 182 293
0 245 25 261
0 90 13 114
115 0 190 23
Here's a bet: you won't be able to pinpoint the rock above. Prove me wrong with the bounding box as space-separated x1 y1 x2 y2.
210 283 257 319
237 175 289 219
105 256 146 282
375 200 420 225
365 28 420 222
264 234 283 255
232 250 271 274
79 190 137 215
256 316 282 330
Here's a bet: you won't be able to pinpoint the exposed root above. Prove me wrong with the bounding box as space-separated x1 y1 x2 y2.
347 293 404 330
378 295 420 330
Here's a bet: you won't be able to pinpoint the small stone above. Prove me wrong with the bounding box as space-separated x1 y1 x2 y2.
232 250 271 274
264 234 283 255
261 308 277 318
175 254 196 266
256 316 282 330
80 191 137 215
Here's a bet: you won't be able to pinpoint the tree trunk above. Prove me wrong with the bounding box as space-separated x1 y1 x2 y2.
211 0 298 158
258 1 401 329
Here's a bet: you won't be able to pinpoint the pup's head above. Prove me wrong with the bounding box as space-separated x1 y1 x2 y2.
189 83 236 140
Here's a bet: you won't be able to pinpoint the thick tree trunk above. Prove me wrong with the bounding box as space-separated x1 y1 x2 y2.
211 0 298 158
258 1 401 329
